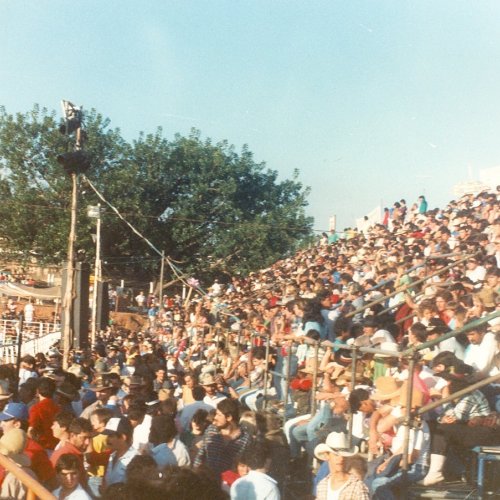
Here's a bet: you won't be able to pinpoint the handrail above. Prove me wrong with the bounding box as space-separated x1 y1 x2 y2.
344 252 476 319
401 310 500 355
0 453 56 500
416 372 500 416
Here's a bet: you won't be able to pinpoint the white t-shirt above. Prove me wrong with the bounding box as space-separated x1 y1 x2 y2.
52 484 92 500
230 470 280 500
464 332 499 376
132 413 152 451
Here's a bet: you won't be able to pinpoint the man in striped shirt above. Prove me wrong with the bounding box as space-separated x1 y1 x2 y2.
193 398 252 479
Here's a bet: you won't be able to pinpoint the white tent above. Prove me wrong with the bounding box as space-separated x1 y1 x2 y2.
0 282 61 300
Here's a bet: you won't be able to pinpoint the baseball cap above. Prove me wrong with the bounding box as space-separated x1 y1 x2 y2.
102 417 133 436
0 403 29 422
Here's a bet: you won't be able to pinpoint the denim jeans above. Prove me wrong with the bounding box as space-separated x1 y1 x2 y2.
289 404 332 458
371 463 428 500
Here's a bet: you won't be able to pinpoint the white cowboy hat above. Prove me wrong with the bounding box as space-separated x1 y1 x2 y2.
314 432 359 461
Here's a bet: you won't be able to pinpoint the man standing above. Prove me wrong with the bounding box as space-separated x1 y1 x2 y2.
28 377 60 450
53 454 92 500
230 441 280 500
135 291 146 312
51 418 93 487
102 417 138 488
194 399 252 478
80 376 115 420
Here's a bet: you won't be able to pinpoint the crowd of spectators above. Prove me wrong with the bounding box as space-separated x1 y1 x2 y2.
0 189 498 499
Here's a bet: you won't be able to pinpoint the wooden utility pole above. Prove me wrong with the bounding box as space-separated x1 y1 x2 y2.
62 172 78 369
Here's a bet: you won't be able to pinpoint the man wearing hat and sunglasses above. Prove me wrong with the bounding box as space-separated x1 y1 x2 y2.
80 376 116 420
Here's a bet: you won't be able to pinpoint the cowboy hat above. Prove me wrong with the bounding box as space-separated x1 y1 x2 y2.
199 373 216 386
334 367 367 386
314 432 359 461
397 382 425 408
371 376 403 401
67 364 86 378
87 376 112 392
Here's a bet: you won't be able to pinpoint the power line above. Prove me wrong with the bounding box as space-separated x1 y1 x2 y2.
0 198 322 232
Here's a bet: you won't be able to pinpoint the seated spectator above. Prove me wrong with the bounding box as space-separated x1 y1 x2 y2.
421 373 499 485
370 385 430 499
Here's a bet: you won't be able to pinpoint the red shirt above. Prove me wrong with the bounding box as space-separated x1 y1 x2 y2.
28 397 60 449
25 438 55 482
50 442 87 486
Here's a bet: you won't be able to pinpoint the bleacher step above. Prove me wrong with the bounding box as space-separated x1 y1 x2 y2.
407 481 480 499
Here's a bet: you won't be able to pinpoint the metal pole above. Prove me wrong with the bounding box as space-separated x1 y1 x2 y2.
347 347 358 448
236 328 241 358
62 172 78 370
402 355 416 472
262 333 271 409
15 313 23 397
159 250 165 308
283 341 293 420
310 341 320 415
91 204 101 345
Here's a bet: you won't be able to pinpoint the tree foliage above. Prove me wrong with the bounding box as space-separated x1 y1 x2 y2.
0 104 314 283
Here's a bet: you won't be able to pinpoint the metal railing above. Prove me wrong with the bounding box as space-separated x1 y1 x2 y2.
0 453 56 500
210 309 499 474
0 319 61 363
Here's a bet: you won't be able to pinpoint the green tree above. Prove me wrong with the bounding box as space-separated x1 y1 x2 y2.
0 104 314 284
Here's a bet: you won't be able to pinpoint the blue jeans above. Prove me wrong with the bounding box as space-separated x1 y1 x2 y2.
290 404 332 458
371 463 428 500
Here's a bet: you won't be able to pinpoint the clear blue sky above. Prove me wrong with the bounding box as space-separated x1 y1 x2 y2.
2 1 500 232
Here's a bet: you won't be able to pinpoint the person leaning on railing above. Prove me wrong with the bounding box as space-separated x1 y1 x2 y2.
420 371 500 485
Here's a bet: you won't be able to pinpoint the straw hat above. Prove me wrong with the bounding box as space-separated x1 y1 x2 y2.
371 376 403 401
396 382 424 408
0 429 30 467
335 369 367 387
314 432 359 461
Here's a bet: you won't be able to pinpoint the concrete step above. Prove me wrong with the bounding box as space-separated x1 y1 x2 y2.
407 481 480 499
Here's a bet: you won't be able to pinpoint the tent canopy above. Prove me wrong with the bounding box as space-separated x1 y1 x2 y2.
0 282 61 300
